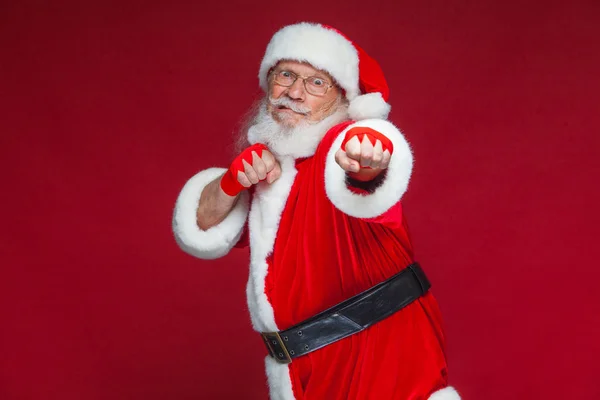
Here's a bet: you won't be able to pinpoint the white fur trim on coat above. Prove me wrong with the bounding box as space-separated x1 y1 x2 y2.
259 22 360 101
265 356 296 400
428 386 461 400
324 119 413 219
245 157 299 400
246 156 297 333
172 168 249 260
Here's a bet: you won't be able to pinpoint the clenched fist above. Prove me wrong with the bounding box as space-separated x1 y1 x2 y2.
335 127 394 182
220 144 282 196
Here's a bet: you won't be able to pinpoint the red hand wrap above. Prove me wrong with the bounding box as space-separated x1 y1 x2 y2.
341 127 394 155
220 143 269 196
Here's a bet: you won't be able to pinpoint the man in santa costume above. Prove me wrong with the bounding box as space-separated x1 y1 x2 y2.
172 22 460 400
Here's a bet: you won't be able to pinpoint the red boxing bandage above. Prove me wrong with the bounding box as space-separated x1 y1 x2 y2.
340 127 394 156
220 143 269 196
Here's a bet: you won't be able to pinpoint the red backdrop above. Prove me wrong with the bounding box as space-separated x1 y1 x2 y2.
1 1 599 399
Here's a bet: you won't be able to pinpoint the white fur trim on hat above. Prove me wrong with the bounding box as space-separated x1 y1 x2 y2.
172 168 249 260
259 22 360 100
324 119 413 218
348 92 391 120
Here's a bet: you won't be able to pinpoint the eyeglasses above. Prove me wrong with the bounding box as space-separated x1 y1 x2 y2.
270 69 334 96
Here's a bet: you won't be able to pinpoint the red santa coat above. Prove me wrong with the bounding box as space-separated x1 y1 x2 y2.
172 118 460 400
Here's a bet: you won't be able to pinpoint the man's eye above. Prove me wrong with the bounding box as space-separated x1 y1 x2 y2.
312 78 324 86
280 71 292 78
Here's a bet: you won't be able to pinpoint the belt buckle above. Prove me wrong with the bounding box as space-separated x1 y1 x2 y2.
261 331 292 364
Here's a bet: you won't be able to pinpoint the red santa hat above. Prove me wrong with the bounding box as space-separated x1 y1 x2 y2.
258 22 391 121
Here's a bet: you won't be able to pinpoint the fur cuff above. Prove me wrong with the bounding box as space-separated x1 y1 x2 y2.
428 386 461 400
324 119 413 219
172 168 249 260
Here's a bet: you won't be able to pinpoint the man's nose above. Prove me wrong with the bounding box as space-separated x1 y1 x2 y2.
287 78 305 100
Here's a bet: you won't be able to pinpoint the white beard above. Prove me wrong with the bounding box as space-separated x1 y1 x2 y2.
247 101 349 159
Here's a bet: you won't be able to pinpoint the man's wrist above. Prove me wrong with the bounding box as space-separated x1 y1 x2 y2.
216 174 241 201
347 168 383 182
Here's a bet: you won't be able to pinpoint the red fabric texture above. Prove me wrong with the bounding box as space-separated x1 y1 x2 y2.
220 143 269 196
257 123 448 399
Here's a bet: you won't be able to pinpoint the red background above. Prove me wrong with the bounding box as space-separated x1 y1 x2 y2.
1 1 599 399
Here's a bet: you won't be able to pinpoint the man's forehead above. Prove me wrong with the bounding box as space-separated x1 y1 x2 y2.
275 60 332 79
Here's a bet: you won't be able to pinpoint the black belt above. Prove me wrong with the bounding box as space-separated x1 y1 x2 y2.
261 262 430 364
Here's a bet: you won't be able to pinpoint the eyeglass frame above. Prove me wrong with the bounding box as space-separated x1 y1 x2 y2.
268 68 335 97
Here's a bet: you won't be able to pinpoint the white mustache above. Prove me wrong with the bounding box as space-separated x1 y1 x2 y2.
269 96 311 114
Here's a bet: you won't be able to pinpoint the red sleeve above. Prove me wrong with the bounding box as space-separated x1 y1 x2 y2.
315 122 403 228
361 200 403 229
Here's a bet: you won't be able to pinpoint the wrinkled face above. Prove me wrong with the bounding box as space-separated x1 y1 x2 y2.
267 60 343 127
